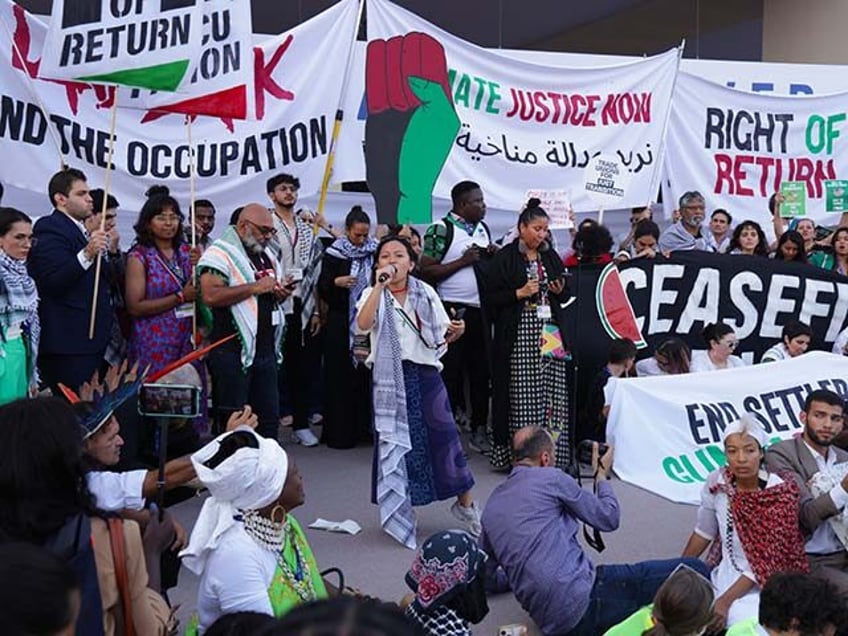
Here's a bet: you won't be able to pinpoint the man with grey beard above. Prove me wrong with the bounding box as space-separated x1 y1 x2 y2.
659 190 713 252
199 203 295 439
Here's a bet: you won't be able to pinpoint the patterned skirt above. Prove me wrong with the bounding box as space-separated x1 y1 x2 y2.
490 307 570 470
372 361 475 507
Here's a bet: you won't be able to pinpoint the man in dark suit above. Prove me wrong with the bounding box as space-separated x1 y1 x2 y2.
27 168 111 392
765 388 848 597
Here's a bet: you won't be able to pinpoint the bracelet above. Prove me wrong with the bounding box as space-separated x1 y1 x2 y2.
175 290 185 304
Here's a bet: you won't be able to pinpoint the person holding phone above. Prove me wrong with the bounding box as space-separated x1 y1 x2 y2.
355 236 481 548
484 200 572 472
199 204 293 439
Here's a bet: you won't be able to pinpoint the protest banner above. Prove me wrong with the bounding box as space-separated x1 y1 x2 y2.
664 72 848 234
123 0 255 120
363 0 679 223
605 351 848 504
0 0 359 216
38 0 204 91
562 252 848 432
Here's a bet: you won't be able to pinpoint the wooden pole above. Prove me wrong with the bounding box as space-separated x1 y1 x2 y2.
187 116 198 348
88 95 119 340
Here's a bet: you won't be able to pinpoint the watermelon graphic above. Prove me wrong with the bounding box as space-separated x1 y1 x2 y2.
595 262 647 349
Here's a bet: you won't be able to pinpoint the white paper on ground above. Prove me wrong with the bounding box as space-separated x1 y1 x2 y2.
309 518 362 535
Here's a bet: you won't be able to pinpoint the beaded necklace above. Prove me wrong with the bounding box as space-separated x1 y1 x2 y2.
240 511 318 603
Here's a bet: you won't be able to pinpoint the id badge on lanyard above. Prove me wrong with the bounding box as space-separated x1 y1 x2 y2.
536 304 552 320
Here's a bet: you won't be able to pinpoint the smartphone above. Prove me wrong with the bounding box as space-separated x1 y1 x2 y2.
138 383 201 418
452 307 467 321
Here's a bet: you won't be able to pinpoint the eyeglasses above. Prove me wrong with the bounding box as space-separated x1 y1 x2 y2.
153 214 182 223
246 220 277 237
10 233 37 246
275 184 298 193
721 340 738 350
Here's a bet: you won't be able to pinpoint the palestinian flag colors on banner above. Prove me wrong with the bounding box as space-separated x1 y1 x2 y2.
595 262 648 349
39 0 204 92
128 0 255 120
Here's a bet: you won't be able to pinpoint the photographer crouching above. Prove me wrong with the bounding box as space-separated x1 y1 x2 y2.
480 427 709 635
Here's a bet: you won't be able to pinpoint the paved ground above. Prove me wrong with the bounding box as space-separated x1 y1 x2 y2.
168 427 699 634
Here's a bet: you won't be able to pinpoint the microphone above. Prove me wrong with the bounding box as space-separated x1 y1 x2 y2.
377 264 397 284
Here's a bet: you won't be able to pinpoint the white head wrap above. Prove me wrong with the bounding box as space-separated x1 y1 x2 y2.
721 414 768 449
180 426 288 574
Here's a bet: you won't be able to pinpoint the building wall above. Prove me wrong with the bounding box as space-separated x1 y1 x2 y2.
763 0 848 63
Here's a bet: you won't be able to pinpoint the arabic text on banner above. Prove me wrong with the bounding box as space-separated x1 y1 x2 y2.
364 0 679 213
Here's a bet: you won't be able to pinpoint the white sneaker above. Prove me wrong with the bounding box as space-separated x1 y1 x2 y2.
450 501 482 538
294 428 319 447
309 413 324 425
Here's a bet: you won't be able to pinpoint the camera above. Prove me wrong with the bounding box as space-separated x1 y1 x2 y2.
577 439 609 465
138 383 201 418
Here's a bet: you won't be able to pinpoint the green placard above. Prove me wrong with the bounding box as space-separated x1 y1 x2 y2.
825 180 848 213
779 181 806 218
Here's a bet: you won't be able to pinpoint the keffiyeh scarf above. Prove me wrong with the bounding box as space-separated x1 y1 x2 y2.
0 251 40 384
198 226 284 368
372 277 445 549
709 467 808 586
273 215 323 332
326 236 377 353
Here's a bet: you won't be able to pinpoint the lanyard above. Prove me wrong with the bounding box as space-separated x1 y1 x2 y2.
392 301 442 350
154 250 187 288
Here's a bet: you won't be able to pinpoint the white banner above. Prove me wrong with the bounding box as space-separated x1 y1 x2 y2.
664 73 848 234
125 0 255 119
0 0 358 217
364 0 679 214
39 0 204 91
605 351 848 504
334 44 848 187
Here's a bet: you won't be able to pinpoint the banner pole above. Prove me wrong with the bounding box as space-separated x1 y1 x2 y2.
1 8 67 168
313 0 365 233
647 40 686 205
88 94 119 339
186 116 198 348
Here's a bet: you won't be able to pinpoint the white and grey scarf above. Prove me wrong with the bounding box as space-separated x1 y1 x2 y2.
0 250 40 383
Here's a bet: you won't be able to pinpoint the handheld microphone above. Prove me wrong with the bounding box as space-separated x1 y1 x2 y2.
377 264 397 284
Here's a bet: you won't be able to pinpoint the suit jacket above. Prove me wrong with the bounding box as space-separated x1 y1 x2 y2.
765 436 848 535
27 210 112 355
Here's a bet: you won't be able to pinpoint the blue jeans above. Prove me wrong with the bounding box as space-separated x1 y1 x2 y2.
567 557 710 636
207 346 279 439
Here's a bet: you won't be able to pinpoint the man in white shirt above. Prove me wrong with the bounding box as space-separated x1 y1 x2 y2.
765 389 848 597
419 181 494 453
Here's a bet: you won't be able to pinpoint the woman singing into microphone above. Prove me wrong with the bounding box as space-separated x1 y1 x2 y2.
355 236 482 549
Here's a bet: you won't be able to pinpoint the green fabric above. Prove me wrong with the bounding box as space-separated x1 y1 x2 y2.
397 77 461 225
726 618 760 636
0 334 28 405
603 604 654 636
809 250 835 270
423 221 449 261
183 517 327 636
267 516 328 617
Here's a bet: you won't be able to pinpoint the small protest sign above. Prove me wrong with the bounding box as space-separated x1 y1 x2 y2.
524 189 572 229
779 181 807 217
825 180 848 213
